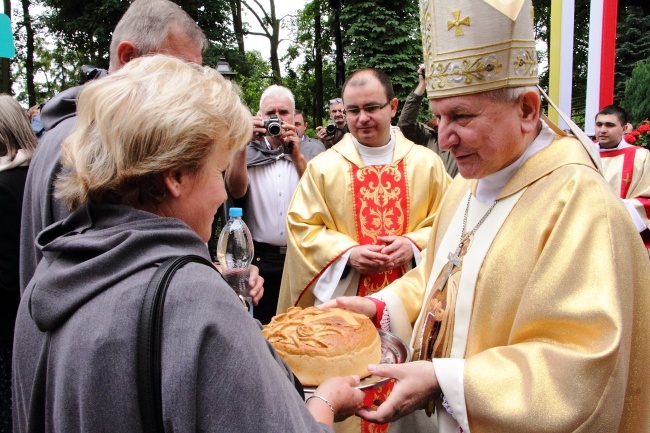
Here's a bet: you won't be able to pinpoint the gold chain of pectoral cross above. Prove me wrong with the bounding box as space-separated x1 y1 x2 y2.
444 193 499 280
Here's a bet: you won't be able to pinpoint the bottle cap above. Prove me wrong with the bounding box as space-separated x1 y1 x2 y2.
229 207 243 217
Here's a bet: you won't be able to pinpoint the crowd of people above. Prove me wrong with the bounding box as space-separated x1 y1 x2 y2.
1 0 649 432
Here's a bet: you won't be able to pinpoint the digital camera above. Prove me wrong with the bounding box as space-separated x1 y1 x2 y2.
326 124 337 136
263 115 282 137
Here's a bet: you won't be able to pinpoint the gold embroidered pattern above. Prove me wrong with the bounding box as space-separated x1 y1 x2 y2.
447 10 470 36
356 165 406 243
513 49 537 76
430 56 503 88
362 272 392 296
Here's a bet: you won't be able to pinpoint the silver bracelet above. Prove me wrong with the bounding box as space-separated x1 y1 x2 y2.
306 394 334 414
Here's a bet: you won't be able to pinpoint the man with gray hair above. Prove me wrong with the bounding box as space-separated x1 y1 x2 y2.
323 0 649 431
226 85 324 324
316 97 348 148
19 0 207 294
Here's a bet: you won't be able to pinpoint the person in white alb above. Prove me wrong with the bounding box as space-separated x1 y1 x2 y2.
596 104 650 249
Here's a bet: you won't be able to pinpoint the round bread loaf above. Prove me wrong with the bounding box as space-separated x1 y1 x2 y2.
263 306 382 386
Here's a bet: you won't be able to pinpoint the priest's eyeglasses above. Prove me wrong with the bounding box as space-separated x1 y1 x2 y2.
343 101 390 117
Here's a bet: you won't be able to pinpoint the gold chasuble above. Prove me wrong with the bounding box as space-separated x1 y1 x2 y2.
380 136 650 433
600 145 650 248
278 131 449 313
278 131 450 433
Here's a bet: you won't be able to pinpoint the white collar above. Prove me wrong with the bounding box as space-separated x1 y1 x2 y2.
600 137 632 152
475 122 554 203
351 130 395 160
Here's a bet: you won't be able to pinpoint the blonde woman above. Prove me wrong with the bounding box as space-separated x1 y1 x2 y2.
12 56 363 432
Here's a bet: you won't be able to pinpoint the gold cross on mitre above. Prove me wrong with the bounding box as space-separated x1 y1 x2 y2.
447 10 470 36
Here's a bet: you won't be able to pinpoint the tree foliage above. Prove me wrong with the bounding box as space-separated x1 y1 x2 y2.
621 57 650 124
615 6 650 104
5 0 649 130
237 0 284 81
39 0 235 70
231 49 273 110
340 0 422 108
283 0 337 127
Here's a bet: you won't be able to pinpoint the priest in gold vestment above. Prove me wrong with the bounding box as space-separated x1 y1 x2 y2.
277 69 450 315
322 1 650 432
277 69 450 433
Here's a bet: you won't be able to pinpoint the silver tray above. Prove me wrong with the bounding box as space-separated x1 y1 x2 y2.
304 329 412 393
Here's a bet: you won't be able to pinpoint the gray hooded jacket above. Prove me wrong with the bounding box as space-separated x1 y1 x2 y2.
13 204 333 432
19 86 81 294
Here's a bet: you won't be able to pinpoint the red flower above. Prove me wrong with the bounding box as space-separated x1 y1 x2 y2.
638 124 650 134
624 134 637 144
631 130 641 137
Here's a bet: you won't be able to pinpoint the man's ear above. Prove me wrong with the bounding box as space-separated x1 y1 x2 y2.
389 97 399 117
115 41 138 69
163 170 184 199
520 90 542 134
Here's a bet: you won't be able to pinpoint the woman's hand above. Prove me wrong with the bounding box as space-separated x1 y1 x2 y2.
309 375 365 424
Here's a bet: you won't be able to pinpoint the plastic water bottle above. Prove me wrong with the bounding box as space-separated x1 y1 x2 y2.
217 207 255 314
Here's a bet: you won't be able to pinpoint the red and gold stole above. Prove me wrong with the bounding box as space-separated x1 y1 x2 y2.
600 147 638 199
350 160 409 433
351 160 410 295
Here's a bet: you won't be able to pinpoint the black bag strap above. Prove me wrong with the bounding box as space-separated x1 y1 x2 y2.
137 255 216 433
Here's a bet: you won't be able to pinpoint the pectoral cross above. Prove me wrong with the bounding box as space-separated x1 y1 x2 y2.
417 234 471 363
437 232 471 292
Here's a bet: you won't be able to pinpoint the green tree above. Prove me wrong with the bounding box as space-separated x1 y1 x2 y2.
229 0 246 57
340 0 422 108
237 0 285 82
12 30 81 104
621 57 650 124
615 6 650 104
232 49 273 110
39 0 126 70
283 0 338 127
39 0 235 72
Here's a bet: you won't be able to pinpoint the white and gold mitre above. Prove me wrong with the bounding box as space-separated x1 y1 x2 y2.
421 0 538 99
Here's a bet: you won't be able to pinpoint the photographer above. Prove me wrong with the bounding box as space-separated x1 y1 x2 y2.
316 98 349 148
226 85 324 325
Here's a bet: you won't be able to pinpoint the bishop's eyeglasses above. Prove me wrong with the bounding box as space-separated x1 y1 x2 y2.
343 101 390 117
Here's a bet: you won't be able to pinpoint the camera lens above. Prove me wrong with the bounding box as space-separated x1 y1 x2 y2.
267 121 282 136
264 115 282 137
326 124 336 135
